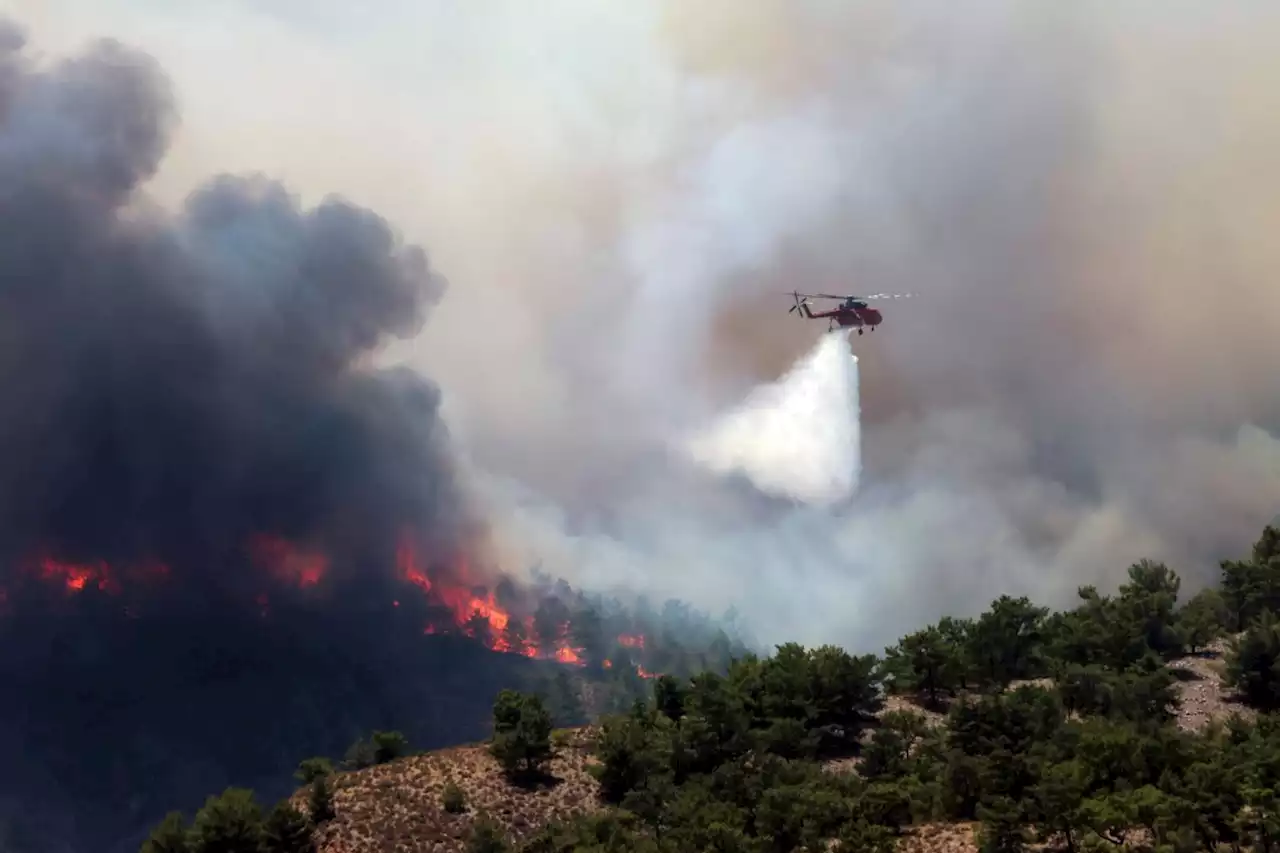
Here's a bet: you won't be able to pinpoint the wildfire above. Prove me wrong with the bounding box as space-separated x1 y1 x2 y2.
12 533 658 677
397 535 433 594
436 582 509 634
555 646 583 664
40 556 114 593
31 555 169 596
600 657 658 679
396 533 510 638
602 632 658 679
394 532 591 665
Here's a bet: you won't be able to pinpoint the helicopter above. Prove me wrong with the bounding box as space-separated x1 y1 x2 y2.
786 290 914 334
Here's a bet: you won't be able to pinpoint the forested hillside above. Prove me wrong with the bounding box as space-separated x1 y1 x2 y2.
145 525 1280 852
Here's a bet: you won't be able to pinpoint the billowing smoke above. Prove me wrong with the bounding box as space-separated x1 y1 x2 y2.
10 0 1280 652
10 0 1280 738
408 0 1280 652
0 25 462 593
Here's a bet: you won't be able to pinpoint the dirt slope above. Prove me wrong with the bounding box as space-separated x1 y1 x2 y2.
306 729 600 853
1169 638 1252 731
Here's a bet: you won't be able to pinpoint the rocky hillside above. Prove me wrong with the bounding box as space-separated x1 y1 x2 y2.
301 729 600 853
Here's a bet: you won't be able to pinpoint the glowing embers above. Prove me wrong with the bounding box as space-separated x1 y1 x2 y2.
601 633 658 679
600 655 658 679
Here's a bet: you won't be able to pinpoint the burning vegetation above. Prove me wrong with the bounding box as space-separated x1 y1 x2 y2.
1 531 662 676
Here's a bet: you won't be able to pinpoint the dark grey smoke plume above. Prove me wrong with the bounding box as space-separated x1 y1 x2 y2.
0 22 456 588
0 21 481 853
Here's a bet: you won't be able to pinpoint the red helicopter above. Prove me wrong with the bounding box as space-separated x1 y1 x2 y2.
786 290 914 334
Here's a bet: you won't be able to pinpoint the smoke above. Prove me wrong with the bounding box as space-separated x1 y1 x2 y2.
686 333 861 507
8 1 1280 660
446 0 1280 652
0 26 461 591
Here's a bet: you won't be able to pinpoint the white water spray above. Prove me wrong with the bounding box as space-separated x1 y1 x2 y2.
685 333 862 507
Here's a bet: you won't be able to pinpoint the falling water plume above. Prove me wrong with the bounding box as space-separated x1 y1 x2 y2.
685 332 861 506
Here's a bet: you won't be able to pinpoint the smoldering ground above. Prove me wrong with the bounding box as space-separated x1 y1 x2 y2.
11 0 1280 688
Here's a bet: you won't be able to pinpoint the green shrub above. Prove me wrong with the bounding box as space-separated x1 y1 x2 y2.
441 781 467 815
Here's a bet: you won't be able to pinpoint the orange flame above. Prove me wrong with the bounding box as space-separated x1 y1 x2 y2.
397 533 510 638
393 532 593 666
611 633 657 678
397 534 432 594
14 554 170 606
436 582 509 635
38 556 115 594
555 646 583 664
398 532 511 639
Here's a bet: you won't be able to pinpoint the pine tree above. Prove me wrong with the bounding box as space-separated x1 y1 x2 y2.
263 801 313 853
308 776 336 825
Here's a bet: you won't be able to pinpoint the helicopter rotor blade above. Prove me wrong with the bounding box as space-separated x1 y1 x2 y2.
801 291 917 301
784 290 918 300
